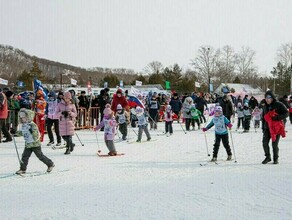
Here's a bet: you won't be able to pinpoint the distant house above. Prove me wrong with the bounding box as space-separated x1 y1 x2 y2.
214 83 264 99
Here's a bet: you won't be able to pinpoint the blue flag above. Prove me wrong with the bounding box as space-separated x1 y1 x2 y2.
33 79 48 100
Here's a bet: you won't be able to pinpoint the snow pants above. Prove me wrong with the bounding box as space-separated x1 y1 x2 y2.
118 123 128 139
20 147 53 171
213 133 232 158
34 113 45 142
137 125 151 141
165 121 173 134
105 140 116 153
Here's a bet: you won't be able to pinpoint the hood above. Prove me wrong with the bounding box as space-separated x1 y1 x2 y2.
19 109 35 123
265 90 276 100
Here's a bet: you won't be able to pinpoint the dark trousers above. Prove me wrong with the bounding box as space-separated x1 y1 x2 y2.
20 147 53 171
46 118 61 143
237 117 244 129
62 135 74 149
289 112 292 124
0 119 12 141
243 118 251 130
185 118 192 131
262 129 280 161
137 125 151 141
197 108 206 123
213 133 232 158
118 123 128 139
193 119 200 129
165 121 173 134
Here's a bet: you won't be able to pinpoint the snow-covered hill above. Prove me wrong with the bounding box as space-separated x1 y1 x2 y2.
1 121 292 220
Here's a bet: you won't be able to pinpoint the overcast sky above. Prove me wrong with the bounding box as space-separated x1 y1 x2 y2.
0 0 291 74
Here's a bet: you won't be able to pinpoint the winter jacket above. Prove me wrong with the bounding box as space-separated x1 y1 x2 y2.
19 109 41 148
194 97 207 112
243 107 252 120
221 99 234 119
111 94 128 112
236 107 244 118
190 107 201 120
264 110 285 142
78 95 89 109
164 110 173 122
289 100 292 113
0 92 8 119
205 114 231 135
95 116 117 140
262 98 288 131
148 97 160 119
182 97 193 119
248 96 258 110
115 109 130 125
46 97 60 120
55 100 77 136
252 109 262 121
169 97 182 112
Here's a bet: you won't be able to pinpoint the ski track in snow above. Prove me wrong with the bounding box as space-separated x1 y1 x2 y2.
1 121 292 220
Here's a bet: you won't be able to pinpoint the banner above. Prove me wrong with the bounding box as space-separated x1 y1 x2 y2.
195 81 201 88
70 78 77 85
0 78 8 85
104 82 108 88
135 80 142 86
165 81 170 89
120 80 123 87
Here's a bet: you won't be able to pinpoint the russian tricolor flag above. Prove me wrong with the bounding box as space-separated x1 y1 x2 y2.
127 95 145 109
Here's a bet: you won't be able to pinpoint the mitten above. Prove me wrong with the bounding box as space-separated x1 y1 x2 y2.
202 128 208 132
227 123 233 129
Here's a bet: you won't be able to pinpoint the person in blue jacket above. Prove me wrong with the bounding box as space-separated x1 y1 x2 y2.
202 106 233 162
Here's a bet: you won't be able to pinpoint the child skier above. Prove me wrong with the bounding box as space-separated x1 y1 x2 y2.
190 104 201 130
94 104 118 156
243 103 252 132
202 106 233 162
135 106 151 142
164 105 173 136
16 108 54 174
252 106 262 129
115 104 130 140
236 103 244 131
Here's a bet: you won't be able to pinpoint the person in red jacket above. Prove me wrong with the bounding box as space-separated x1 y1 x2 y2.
111 89 128 113
261 90 288 164
0 90 12 142
288 95 292 124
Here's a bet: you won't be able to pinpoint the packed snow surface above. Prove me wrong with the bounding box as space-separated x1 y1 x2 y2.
1 121 292 220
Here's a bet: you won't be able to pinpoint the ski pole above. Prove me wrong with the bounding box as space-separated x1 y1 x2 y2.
203 131 210 156
12 136 23 165
95 131 101 153
178 121 187 134
229 129 237 163
75 132 84 146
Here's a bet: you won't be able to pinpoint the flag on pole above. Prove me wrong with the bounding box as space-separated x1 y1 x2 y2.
17 81 25 87
70 78 77 85
104 82 108 88
120 80 123 87
34 79 48 100
195 81 201 88
165 81 170 89
135 80 142 86
0 78 8 85
127 95 145 108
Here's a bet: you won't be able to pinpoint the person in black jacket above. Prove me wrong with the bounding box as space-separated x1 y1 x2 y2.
261 90 288 164
248 96 258 110
169 93 182 122
194 92 208 123
220 94 234 121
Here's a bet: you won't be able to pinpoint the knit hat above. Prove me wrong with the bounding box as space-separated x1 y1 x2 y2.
166 105 171 111
116 104 123 110
237 103 242 107
116 89 122 94
103 104 112 115
265 90 275 100
64 91 72 99
135 106 144 115
215 106 223 113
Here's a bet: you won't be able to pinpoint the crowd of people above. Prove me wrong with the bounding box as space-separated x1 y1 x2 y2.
0 86 291 174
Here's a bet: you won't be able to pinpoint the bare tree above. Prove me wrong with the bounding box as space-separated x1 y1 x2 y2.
276 42 292 68
143 61 164 75
191 46 220 85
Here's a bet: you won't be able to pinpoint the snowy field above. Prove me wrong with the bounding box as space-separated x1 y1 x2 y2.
1 119 292 220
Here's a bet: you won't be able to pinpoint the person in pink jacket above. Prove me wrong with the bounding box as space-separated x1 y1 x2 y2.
55 92 77 155
94 104 117 156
